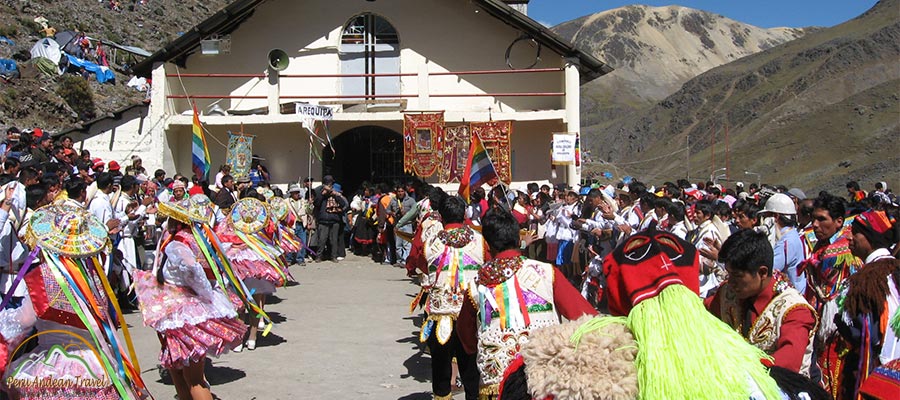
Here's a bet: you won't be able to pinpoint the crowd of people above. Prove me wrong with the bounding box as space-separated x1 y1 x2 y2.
0 124 897 399
399 176 898 400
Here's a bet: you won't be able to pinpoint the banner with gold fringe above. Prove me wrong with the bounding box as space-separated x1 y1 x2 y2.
403 112 444 178
470 121 512 184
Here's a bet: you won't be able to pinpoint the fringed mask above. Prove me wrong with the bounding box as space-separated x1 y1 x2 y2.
603 229 701 316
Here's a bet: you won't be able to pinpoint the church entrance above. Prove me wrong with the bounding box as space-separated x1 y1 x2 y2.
323 125 412 196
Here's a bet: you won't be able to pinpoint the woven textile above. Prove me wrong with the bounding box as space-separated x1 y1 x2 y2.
470 121 512 183
226 134 253 182
403 112 444 178
440 124 470 183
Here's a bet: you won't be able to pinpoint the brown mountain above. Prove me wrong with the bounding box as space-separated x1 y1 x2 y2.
552 5 806 131
586 0 899 193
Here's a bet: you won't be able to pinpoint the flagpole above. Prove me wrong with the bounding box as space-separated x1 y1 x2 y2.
472 130 514 212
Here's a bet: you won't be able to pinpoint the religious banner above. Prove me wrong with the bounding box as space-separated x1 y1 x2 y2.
403 112 444 178
226 133 253 182
440 124 470 183
552 133 576 165
469 121 512 183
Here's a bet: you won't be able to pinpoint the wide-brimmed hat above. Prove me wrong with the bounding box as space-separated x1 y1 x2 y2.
188 194 216 225
157 199 193 225
230 197 269 234
256 187 275 201
268 197 289 222
287 183 301 193
27 204 109 258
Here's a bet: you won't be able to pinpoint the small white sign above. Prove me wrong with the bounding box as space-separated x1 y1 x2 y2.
552 133 576 165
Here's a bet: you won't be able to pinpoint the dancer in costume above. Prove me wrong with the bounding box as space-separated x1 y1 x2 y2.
456 210 597 399
498 228 830 400
268 196 303 259
708 229 817 376
216 197 287 350
1 202 148 399
410 196 488 400
802 193 864 396
405 187 447 278
134 199 246 400
837 209 899 399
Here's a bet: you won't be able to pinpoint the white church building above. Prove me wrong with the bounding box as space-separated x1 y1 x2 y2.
77 0 611 193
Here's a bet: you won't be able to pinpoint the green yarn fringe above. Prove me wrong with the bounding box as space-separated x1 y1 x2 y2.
569 316 628 351
627 285 782 400
891 305 900 337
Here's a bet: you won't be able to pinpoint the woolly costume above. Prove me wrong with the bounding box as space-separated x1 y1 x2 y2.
710 271 817 376
498 229 833 400
456 249 597 398
0 204 148 399
801 225 864 396
135 199 247 369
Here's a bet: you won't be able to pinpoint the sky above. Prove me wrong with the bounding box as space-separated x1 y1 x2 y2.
528 0 879 29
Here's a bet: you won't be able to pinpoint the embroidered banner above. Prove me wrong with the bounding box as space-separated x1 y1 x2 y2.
440 124 470 183
403 112 444 178
226 133 254 182
469 121 512 183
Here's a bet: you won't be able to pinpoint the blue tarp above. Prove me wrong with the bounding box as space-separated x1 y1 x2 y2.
65 54 115 83
0 59 17 76
0 36 13 46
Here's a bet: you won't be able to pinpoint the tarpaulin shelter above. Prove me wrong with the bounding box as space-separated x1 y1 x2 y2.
65 54 115 83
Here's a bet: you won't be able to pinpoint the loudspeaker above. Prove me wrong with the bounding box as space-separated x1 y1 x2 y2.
268 49 289 71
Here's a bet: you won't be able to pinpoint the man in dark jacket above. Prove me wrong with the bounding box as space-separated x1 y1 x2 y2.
314 182 349 262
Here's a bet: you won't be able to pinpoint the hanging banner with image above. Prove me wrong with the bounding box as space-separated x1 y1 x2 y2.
403 112 444 178
470 121 512 183
226 133 254 182
552 133 576 166
440 124 470 183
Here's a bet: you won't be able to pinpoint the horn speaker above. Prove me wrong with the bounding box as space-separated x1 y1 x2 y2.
268 49 289 71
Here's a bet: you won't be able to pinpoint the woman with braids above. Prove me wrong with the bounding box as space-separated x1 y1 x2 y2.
134 200 246 400
837 209 900 399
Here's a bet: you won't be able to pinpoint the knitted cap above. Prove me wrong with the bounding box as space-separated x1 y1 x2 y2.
852 209 896 249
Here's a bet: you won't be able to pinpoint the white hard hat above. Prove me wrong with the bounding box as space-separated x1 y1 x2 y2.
762 193 796 215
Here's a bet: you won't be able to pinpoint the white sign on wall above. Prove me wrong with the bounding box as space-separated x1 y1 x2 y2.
552 133 576 165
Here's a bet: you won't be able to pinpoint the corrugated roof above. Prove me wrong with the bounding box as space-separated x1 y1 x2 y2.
132 0 612 84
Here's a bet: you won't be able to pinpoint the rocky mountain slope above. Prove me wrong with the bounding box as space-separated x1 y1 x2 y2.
588 0 899 193
552 5 806 131
0 0 230 131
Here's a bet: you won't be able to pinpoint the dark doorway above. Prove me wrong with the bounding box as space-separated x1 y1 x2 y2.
323 126 412 196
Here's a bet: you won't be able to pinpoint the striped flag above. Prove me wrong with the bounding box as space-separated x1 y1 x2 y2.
458 134 498 203
192 103 211 180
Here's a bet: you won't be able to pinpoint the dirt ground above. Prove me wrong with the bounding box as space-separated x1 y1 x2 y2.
125 254 468 400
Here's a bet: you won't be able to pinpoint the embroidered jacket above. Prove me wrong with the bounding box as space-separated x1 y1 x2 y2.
418 223 488 345
456 250 597 396
711 273 817 376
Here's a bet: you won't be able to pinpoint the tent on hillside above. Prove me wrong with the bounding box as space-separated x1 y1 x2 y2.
30 38 62 63
54 31 84 58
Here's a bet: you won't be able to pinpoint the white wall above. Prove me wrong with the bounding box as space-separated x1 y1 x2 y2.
165 0 566 115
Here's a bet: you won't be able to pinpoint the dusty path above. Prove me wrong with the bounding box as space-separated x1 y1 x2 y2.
126 254 459 399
